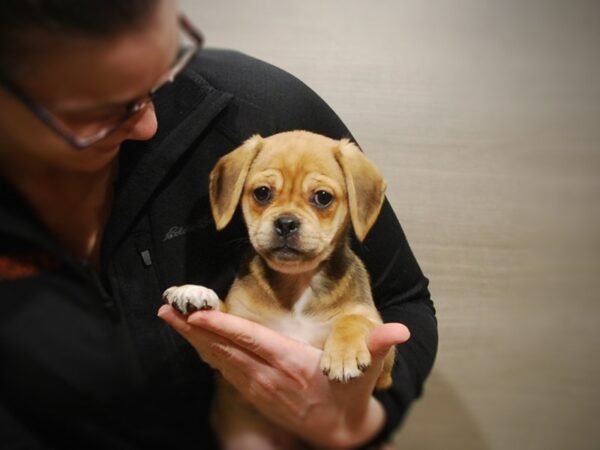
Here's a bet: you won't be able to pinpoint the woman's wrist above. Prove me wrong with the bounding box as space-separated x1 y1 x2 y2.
323 397 386 450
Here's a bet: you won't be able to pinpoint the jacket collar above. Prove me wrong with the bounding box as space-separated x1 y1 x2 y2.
101 68 233 260
0 59 265 264
0 65 232 265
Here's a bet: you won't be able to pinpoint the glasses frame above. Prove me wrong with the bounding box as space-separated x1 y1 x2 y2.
0 14 204 149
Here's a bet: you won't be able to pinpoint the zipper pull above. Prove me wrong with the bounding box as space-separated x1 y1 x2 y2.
139 249 152 267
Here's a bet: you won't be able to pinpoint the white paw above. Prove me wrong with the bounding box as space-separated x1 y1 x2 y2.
162 285 221 315
320 341 371 383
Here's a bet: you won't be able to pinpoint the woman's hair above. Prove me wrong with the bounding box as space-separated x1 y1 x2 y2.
0 0 160 67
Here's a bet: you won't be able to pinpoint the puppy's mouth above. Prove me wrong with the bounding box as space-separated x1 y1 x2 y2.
268 244 306 261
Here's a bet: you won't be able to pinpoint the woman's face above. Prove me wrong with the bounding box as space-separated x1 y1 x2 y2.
0 0 179 175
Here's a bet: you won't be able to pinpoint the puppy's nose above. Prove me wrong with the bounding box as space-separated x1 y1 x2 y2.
274 215 300 237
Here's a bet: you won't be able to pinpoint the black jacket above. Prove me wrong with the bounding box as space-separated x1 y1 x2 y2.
0 50 437 449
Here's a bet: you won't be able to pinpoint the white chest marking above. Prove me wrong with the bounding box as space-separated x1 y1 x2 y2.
266 287 332 348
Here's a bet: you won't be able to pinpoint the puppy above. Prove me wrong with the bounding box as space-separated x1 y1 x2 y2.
163 130 395 449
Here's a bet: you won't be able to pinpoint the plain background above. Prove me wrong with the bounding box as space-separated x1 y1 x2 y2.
180 1 600 449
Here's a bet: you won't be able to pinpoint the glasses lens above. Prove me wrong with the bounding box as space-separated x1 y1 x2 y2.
60 110 128 134
57 24 201 143
38 16 203 148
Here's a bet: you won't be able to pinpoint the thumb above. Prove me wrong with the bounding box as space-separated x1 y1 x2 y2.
368 322 410 360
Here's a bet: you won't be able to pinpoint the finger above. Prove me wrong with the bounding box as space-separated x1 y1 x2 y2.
158 306 313 402
157 304 194 334
207 336 271 376
186 309 319 384
187 309 298 361
158 304 271 372
158 304 225 363
367 322 410 360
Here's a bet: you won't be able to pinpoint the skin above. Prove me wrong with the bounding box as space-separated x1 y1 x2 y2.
0 1 411 447
158 305 409 449
0 0 179 265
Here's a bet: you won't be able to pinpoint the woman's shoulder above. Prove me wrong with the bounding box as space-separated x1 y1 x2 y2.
188 49 349 138
191 49 307 102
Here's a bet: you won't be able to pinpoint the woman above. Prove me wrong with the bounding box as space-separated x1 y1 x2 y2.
0 0 437 448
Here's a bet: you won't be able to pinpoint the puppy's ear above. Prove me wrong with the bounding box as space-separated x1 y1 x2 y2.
209 135 263 230
335 139 386 242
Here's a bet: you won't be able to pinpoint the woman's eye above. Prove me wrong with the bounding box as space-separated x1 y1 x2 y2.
253 186 272 204
312 190 334 208
61 110 118 125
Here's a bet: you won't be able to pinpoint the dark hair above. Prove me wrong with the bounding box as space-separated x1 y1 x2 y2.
0 0 160 66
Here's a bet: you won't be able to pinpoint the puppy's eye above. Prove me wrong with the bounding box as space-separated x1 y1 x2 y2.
312 190 334 209
253 186 272 204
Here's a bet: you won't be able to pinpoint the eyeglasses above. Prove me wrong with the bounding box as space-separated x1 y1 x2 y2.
0 14 204 149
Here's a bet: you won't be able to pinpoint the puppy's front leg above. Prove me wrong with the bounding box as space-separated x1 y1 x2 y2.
162 285 225 315
321 314 396 389
320 314 376 383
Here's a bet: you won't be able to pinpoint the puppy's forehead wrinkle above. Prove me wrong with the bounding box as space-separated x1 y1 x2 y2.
247 169 282 189
250 139 344 184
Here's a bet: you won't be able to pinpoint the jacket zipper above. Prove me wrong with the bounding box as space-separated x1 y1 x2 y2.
70 258 119 320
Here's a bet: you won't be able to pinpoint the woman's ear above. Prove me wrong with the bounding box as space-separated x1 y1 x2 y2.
209 135 263 230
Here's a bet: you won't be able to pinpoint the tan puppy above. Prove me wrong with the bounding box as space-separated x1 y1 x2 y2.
163 130 395 449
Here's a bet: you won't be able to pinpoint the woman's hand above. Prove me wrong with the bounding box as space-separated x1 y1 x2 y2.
157 305 410 449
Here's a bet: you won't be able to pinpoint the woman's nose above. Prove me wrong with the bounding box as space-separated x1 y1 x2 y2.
126 103 158 142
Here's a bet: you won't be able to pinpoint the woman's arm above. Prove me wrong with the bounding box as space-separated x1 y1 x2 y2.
158 305 410 449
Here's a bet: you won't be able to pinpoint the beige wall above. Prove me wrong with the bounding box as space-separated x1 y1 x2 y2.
180 1 600 448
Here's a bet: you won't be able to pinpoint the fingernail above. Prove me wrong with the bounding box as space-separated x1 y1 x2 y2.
157 304 171 318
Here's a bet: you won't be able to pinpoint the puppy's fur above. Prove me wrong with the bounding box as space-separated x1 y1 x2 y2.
163 130 395 449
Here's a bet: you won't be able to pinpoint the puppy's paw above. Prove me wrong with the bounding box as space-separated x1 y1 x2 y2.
320 337 371 383
162 285 221 315
374 347 396 390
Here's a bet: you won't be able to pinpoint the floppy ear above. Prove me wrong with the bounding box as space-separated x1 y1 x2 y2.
209 135 263 230
335 139 386 241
